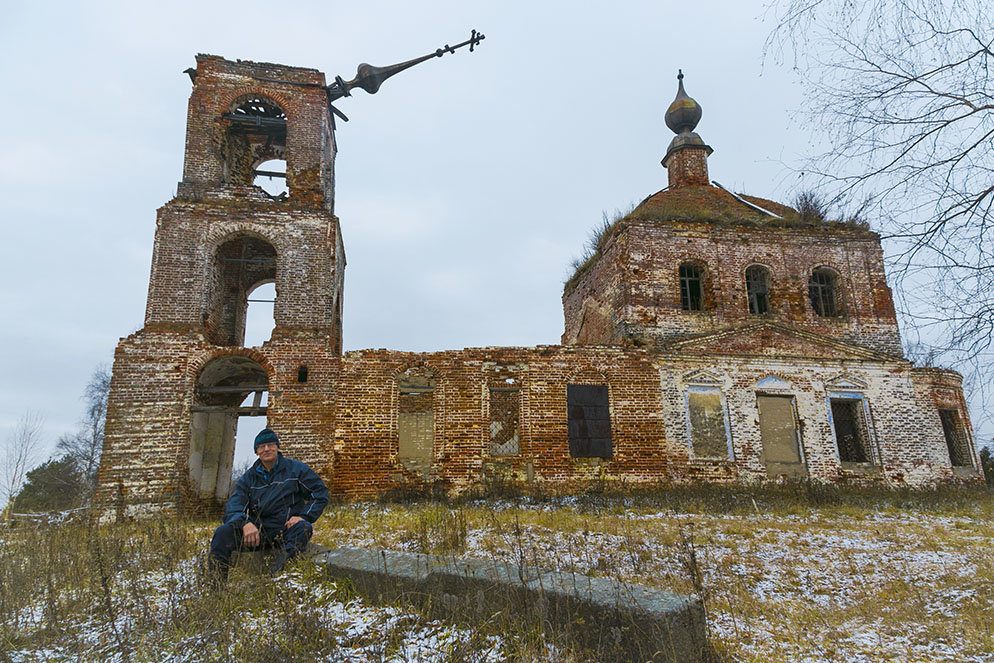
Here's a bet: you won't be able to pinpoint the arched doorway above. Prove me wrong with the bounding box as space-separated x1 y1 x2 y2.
189 355 268 503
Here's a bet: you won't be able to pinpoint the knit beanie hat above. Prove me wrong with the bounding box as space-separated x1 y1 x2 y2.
254 428 280 450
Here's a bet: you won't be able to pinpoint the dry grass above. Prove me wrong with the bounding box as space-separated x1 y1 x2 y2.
2 484 992 661
316 484 994 662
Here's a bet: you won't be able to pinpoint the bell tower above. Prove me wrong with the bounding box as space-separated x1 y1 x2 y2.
98 55 345 515
145 55 344 346
97 35 486 515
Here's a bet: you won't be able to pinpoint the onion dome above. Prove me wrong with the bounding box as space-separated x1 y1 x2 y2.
665 70 702 134
661 70 712 188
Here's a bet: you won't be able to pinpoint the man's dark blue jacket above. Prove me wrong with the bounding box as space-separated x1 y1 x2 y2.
223 453 329 532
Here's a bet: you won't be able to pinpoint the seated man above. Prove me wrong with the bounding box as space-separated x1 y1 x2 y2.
208 428 329 585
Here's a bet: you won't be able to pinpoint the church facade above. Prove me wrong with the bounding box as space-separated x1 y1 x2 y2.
96 55 981 515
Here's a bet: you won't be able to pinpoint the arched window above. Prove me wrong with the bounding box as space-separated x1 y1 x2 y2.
252 158 288 200
221 96 287 196
243 281 276 347
679 263 705 311
809 267 840 317
207 235 277 346
745 265 771 315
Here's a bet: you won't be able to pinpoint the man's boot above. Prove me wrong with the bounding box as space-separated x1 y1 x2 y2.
268 547 290 576
207 555 229 590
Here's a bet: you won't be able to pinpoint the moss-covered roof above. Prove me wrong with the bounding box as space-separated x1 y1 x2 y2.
630 185 869 230
635 185 789 222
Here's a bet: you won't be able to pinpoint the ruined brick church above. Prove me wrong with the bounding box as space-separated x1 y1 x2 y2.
96 55 981 514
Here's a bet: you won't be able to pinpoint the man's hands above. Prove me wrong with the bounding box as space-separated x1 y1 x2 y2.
241 517 304 548
242 521 260 547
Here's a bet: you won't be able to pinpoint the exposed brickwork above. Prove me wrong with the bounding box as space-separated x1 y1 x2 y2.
563 211 902 355
332 346 669 496
96 55 981 514
144 202 342 338
663 146 710 188
180 55 335 212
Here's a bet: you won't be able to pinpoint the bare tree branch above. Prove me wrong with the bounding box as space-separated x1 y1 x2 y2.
766 0 993 432
56 364 111 495
2 412 45 513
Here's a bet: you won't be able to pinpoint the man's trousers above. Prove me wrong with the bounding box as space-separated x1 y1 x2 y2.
209 519 313 565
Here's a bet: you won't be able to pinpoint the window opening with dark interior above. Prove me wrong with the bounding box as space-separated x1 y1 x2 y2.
939 409 972 466
208 236 277 347
830 398 873 463
809 267 839 317
746 265 771 315
221 96 288 199
567 384 612 458
679 263 704 311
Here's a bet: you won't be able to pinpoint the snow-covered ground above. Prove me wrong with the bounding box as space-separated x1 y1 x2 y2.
319 499 994 662
3 498 992 661
2 555 514 662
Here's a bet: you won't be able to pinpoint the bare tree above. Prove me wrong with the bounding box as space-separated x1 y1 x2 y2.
56 365 111 494
2 411 45 514
765 0 993 422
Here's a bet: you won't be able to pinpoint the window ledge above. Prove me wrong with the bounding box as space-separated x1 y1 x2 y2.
840 461 882 475
570 456 610 465
952 465 979 477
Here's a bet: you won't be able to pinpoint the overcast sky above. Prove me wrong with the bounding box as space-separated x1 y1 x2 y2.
1 0 989 468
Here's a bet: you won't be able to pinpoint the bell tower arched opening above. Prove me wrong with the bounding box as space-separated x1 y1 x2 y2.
253 158 288 199
207 235 277 346
221 96 287 190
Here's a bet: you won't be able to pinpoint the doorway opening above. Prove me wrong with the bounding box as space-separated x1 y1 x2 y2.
190 355 268 504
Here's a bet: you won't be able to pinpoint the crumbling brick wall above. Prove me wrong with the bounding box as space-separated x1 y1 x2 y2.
96 54 980 516
332 346 670 497
179 55 335 211
564 217 902 356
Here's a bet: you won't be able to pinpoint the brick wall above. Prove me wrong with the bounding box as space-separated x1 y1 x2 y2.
564 217 902 355
180 55 335 211
144 202 342 338
332 346 669 497
98 334 981 512
664 147 710 188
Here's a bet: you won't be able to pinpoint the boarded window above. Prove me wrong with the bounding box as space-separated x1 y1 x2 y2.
830 398 872 463
687 388 729 458
746 265 770 315
757 394 806 479
567 384 612 458
679 263 704 311
809 268 839 317
398 376 434 473
489 387 520 455
939 409 971 467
